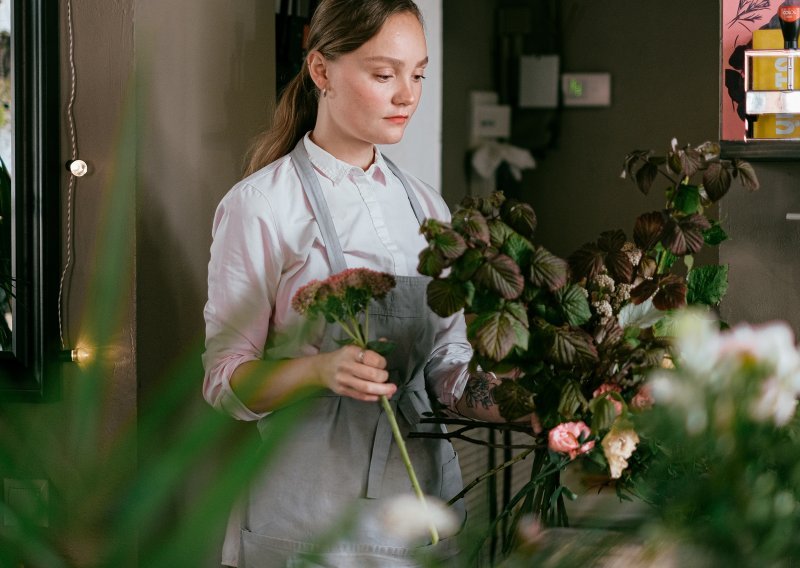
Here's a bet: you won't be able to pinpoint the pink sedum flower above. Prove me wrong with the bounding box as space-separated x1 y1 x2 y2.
593 383 623 415
548 421 595 460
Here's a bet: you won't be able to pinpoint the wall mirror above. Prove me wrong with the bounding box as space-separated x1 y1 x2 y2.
0 0 60 400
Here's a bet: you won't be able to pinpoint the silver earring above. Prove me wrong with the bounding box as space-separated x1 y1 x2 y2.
322 88 327 98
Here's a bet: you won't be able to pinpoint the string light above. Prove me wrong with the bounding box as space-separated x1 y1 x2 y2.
59 347 91 364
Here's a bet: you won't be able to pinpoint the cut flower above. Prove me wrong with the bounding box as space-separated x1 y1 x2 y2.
601 425 640 479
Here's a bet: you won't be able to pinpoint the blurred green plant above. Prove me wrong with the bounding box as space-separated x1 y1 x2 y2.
639 311 800 566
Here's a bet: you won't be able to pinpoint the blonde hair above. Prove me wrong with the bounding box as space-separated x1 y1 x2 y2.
244 0 423 176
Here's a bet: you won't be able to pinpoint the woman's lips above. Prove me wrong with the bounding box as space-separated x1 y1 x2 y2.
386 116 408 124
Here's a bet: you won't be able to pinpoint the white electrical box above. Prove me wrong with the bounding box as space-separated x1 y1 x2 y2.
561 73 612 107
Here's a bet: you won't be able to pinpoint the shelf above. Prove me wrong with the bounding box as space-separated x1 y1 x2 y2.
720 140 800 161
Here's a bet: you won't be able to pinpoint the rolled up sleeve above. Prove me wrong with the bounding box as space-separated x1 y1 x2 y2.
424 310 473 410
202 184 281 421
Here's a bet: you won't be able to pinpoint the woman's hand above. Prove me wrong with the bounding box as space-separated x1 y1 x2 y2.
315 345 396 402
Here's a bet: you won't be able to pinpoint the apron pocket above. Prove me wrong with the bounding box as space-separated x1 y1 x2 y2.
240 529 309 568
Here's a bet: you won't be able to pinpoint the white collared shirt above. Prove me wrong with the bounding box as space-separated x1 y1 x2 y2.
203 133 471 420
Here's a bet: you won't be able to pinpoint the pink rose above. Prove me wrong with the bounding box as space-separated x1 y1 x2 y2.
630 384 654 412
593 383 623 415
548 421 595 459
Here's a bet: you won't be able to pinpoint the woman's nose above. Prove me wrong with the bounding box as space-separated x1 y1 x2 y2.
393 79 417 106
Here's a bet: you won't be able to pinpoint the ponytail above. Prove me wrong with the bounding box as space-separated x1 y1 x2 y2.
244 64 319 176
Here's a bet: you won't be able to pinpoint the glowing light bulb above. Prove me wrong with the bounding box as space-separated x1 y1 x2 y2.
70 347 91 364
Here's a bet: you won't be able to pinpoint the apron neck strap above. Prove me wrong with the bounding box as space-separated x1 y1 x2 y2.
290 138 428 273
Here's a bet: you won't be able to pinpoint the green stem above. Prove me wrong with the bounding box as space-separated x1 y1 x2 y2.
379 394 439 545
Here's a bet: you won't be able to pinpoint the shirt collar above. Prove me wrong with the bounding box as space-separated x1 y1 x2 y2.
303 132 389 186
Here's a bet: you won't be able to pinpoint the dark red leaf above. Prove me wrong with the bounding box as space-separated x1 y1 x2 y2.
501 199 537 238
702 162 732 202
653 274 687 310
452 208 491 244
630 278 659 305
530 246 569 291
732 159 760 191
634 211 667 251
474 253 524 299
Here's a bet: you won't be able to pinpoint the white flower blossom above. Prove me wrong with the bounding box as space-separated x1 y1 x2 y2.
621 242 642 266
602 427 640 479
592 273 615 292
378 495 460 543
593 300 613 319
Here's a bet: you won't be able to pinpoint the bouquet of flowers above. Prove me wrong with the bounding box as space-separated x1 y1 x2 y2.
416 139 759 545
640 311 800 565
292 267 441 544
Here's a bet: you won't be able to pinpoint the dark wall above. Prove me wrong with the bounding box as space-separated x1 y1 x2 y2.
442 0 720 260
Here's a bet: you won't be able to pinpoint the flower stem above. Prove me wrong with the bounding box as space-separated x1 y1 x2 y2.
379 394 440 545
447 447 534 506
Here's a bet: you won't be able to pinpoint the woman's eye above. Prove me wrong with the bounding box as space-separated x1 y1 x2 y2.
375 74 393 81
413 74 426 82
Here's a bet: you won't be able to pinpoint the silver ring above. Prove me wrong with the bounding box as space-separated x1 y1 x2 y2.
357 349 365 364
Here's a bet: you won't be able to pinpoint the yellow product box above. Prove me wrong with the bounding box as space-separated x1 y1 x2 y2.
752 29 800 139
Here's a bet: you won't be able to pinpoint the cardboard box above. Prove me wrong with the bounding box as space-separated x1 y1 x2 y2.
752 29 800 139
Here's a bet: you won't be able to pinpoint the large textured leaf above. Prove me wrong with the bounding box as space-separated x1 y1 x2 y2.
702 161 732 202
452 208 490 244
558 380 588 419
732 159 760 191
470 310 530 361
432 229 468 260
687 264 728 306
474 253 524 299
502 233 535 267
630 278 659 305
673 145 704 178
555 284 592 327
634 160 658 195
418 218 448 240
489 219 515 248
617 298 664 329
568 244 605 282
549 326 599 366
501 199 537 238
673 184 702 214
598 230 633 283
661 214 710 256
633 211 667 251
493 380 536 421
530 246 569 291
504 301 529 328
653 274 687 310
452 248 485 281
417 247 446 277
426 279 471 317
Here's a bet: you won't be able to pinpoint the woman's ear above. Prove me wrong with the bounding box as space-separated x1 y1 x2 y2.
307 51 328 92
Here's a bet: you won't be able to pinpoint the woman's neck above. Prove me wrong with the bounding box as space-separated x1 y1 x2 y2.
309 130 375 171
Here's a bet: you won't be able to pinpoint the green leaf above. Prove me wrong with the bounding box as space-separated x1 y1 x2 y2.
418 218 448 240
702 161 732 202
530 246 569 291
431 229 468 260
474 252 524 299
469 310 530 361
673 185 702 214
504 300 529 328
502 233 535 268
589 397 618 432
501 199 537 238
417 247 446 277
703 222 728 246
558 380 588 419
452 248 485 281
488 219 515 248
686 264 729 306
555 284 592 327
494 380 536 421
426 279 471 317
549 326 599 366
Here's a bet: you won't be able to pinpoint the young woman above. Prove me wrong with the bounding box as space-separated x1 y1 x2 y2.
203 1 506 565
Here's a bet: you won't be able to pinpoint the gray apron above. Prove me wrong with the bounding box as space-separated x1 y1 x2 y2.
238 141 466 568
